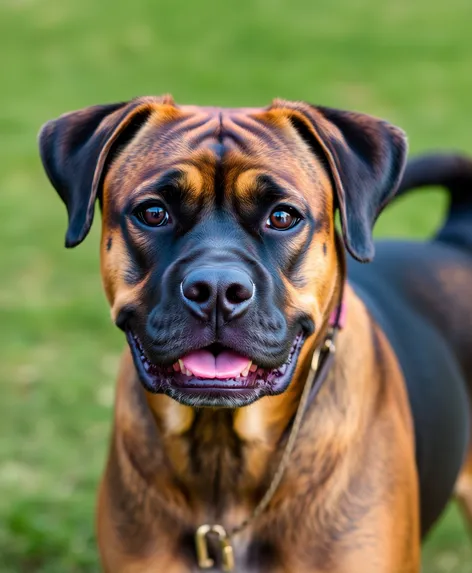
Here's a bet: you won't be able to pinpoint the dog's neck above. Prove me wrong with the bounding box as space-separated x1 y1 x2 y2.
143 360 309 524
113 280 381 540
125 279 344 521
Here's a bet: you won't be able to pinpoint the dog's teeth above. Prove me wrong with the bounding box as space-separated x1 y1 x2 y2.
144 362 150 372
184 367 192 376
249 363 258 372
178 359 185 372
278 363 288 375
173 362 181 372
241 362 252 377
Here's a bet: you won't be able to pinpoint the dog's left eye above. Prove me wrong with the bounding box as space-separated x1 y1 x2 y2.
266 206 302 231
133 203 170 227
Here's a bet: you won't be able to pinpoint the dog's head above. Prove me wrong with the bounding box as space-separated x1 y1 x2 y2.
39 96 406 407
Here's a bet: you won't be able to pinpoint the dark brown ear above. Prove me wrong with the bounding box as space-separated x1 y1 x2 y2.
271 100 408 262
38 95 175 247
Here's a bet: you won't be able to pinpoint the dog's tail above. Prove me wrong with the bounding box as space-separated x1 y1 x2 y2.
394 152 472 250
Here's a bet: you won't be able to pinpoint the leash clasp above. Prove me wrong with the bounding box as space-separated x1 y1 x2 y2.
195 524 235 571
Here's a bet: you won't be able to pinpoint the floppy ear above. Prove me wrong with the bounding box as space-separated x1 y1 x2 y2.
38 95 175 247
270 100 408 262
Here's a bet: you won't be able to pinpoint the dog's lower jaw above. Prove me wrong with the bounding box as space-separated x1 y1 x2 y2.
157 385 268 408
126 330 306 408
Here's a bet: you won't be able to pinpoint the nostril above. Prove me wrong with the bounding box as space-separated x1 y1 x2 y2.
181 268 254 321
225 282 253 305
183 280 211 304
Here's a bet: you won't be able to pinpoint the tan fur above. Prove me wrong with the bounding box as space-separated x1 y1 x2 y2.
41 98 422 571
96 286 420 572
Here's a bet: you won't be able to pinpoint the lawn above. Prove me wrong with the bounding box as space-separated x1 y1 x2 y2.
1 0 472 571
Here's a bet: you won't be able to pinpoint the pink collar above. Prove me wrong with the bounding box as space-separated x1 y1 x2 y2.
329 299 347 329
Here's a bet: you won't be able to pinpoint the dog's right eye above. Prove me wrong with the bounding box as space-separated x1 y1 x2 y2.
133 203 171 228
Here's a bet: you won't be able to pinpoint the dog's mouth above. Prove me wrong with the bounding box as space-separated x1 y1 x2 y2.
126 331 306 407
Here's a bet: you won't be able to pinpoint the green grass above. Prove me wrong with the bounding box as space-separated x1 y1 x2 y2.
1 0 472 570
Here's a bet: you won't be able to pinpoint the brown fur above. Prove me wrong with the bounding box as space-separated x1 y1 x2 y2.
97 287 419 572
40 98 422 571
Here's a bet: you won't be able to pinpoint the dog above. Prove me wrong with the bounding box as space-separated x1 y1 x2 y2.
38 95 472 572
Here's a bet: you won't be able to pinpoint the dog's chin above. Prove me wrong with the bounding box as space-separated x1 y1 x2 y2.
125 330 306 408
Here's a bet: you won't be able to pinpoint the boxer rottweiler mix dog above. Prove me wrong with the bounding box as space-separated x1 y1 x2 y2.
39 96 472 572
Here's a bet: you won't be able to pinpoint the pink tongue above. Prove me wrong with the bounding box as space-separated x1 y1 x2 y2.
216 351 251 379
181 350 215 378
182 350 251 379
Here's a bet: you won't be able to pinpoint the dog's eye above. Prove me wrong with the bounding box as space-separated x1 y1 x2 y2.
266 206 301 231
134 203 170 227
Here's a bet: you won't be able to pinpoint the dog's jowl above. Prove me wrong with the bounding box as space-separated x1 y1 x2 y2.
39 96 472 572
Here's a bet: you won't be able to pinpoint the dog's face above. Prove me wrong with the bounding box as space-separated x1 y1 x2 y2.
39 96 406 407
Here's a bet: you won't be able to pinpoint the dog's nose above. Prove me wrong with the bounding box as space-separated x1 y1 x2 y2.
181 268 254 322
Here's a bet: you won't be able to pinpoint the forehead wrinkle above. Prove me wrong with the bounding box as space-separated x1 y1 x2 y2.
222 115 327 195
127 107 195 155
105 105 333 220
184 117 220 148
104 115 196 192
181 114 255 158
250 109 330 176
219 116 263 154
152 114 213 153
223 129 253 154
230 115 285 153
114 111 215 175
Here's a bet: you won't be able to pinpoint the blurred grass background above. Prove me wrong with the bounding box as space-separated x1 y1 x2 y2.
1 0 472 571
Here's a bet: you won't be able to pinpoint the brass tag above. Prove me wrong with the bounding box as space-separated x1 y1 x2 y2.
195 524 235 571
